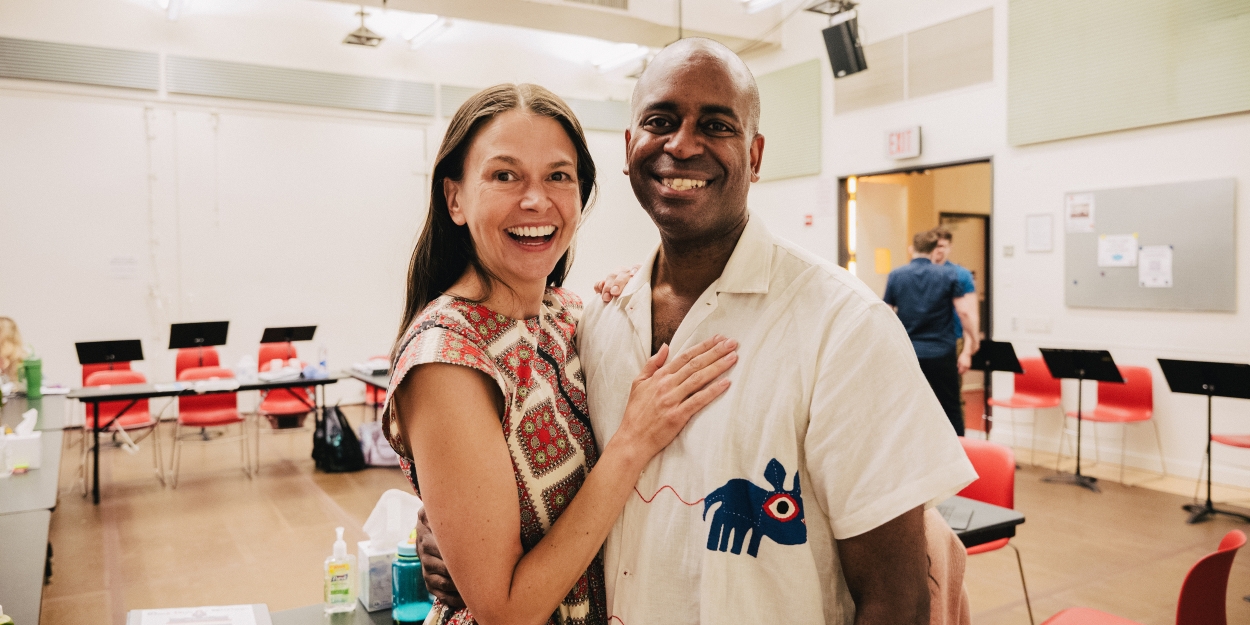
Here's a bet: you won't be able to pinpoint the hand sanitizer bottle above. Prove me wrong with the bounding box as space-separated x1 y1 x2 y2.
324 527 357 613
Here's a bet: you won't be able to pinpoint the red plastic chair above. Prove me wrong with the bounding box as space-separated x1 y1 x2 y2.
257 342 315 422
1063 365 1165 484
171 366 250 487
1042 530 1245 625
175 347 220 378
81 361 131 386
959 437 1034 624
253 342 316 472
987 357 1061 464
81 369 164 490
364 354 388 408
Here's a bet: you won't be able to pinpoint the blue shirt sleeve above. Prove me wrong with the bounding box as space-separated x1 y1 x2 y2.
953 264 975 296
883 274 896 306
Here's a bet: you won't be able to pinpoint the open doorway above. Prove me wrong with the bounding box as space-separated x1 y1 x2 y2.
838 160 993 431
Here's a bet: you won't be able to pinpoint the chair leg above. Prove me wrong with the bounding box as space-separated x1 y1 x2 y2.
1056 416 1070 472
171 422 183 489
1150 419 1167 476
79 426 91 497
1092 422 1102 467
241 421 253 479
1029 408 1040 466
1009 543 1035 625
151 421 166 487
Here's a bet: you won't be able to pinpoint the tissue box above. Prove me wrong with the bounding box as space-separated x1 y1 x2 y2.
4 431 42 471
358 540 397 612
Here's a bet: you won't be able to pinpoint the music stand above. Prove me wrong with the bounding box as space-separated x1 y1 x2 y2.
971 340 1025 438
1039 348 1124 493
169 321 229 368
1158 358 1250 524
75 340 145 366
260 326 316 344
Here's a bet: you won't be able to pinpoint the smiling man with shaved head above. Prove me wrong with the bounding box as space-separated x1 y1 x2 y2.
417 38 976 624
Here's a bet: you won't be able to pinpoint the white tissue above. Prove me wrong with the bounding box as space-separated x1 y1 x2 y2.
16 408 37 435
364 489 423 550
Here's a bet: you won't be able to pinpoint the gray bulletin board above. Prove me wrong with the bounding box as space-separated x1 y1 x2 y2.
1065 178 1236 312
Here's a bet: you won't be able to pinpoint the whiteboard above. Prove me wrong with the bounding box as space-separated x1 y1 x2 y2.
1064 178 1236 312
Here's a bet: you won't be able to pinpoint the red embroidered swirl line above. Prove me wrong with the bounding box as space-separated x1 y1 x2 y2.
633 484 704 506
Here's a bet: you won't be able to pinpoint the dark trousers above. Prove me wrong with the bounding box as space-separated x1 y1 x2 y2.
918 351 963 436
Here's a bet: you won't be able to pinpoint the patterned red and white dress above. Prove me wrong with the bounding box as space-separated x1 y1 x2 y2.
383 288 607 625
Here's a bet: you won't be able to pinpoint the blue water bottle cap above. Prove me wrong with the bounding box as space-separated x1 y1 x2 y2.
397 528 418 557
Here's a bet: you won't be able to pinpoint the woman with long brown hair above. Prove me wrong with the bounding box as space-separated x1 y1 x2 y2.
383 83 738 625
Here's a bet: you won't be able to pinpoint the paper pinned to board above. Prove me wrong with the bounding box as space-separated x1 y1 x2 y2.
1065 193 1095 233
1098 234 1138 267
1139 245 1173 288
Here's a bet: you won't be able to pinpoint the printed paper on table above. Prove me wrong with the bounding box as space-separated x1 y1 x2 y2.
137 604 263 625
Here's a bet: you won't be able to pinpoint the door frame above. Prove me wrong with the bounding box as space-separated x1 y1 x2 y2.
938 211 992 341
837 156 994 339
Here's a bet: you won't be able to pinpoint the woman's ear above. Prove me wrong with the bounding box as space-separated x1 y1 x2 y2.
444 178 467 226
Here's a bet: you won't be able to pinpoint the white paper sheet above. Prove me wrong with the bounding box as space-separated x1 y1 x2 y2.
1098 234 1138 267
137 605 259 625
1065 193 1095 233
1139 245 1173 288
1025 214 1053 252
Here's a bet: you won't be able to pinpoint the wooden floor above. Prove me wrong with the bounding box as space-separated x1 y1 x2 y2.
39 406 1250 625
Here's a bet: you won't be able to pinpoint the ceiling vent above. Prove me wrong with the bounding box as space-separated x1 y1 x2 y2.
563 0 629 10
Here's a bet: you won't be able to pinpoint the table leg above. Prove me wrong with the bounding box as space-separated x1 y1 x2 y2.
92 402 101 505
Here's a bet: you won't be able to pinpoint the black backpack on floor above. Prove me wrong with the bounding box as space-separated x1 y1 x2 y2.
313 405 366 473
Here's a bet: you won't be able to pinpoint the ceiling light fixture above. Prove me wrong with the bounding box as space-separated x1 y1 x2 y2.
404 17 451 50
592 44 649 74
344 6 384 47
742 0 785 14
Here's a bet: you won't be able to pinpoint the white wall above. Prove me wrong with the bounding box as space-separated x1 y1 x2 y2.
0 0 658 404
743 0 1250 486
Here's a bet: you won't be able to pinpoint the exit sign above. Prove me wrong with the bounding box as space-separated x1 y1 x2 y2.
886 126 921 159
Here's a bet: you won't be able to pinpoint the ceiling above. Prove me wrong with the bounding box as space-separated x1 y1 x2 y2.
323 0 785 53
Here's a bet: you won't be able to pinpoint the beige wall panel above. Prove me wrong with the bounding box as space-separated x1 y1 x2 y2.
907 9 994 99
933 162 992 215
834 36 904 114
757 59 822 181
1009 0 1250 145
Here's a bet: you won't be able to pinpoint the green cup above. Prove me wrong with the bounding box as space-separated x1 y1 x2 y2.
18 357 42 399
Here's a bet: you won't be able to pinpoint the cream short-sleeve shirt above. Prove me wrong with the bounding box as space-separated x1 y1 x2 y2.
578 215 977 624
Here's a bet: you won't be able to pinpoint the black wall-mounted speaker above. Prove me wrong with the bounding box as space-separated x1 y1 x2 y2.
822 13 867 78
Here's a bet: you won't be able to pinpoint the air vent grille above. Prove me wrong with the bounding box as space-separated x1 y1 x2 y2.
0 37 158 91
567 98 630 132
167 56 435 116
564 0 629 10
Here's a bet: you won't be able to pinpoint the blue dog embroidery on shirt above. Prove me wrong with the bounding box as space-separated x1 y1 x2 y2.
703 458 806 557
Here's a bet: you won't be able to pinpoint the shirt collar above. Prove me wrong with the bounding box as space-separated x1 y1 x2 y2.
910 257 933 265
618 211 772 307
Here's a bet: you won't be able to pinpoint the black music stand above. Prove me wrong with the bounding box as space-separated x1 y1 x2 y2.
260 326 316 344
1039 348 1123 493
75 340 145 367
1158 359 1250 524
971 340 1024 438
75 339 146 504
169 321 229 367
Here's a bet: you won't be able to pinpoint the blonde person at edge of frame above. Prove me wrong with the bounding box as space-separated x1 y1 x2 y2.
414 40 977 625
380 83 739 625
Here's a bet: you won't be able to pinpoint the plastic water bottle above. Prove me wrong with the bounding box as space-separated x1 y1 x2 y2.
392 529 433 624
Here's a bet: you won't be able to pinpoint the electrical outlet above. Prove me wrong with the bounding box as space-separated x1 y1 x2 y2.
1003 245 1015 257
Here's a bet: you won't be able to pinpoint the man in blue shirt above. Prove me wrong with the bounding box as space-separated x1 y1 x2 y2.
932 227 979 375
883 230 980 435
